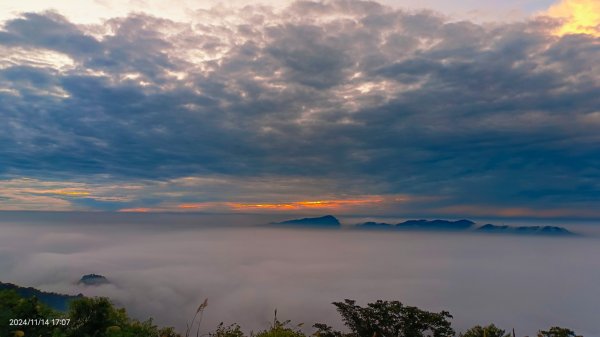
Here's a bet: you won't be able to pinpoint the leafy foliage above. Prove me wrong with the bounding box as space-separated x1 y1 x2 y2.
0 289 59 337
538 327 582 337
253 310 306 337
0 289 587 337
0 289 180 337
210 322 245 337
459 324 510 337
313 323 346 337
314 299 454 337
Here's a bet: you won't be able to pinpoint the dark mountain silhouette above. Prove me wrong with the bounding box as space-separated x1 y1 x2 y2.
356 221 393 229
271 216 577 236
396 219 475 230
355 219 577 236
476 224 510 232
356 219 475 231
78 274 110 286
0 282 82 312
477 224 575 236
273 215 341 227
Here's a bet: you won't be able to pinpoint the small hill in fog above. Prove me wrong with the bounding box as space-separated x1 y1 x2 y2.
78 274 110 286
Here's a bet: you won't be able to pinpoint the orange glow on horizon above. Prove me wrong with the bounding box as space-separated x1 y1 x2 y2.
125 194 419 212
176 202 227 210
229 196 385 211
546 0 600 37
119 207 152 213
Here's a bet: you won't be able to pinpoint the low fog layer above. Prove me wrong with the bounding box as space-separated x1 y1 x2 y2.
1 213 599 336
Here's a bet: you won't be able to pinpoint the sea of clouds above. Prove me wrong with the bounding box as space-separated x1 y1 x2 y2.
1 212 599 336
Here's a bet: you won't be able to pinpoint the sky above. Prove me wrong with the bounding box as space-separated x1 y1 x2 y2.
0 0 599 218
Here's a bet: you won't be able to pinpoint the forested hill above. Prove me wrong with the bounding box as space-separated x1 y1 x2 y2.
0 281 82 311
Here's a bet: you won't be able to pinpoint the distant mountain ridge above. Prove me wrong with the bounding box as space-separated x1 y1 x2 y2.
0 282 82 311
476 224 576 236
357 219 475 231
356 219 574 236
272 215 576 236
398 219 475 230
272 215 341 227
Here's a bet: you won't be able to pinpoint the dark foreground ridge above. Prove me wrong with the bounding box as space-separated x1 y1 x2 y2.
0 284 585 337
272 215 341 227
0 281 82 312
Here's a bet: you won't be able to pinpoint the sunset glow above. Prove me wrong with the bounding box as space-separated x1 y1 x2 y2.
118 207 152 213
33 190 91 197
229 197 385 211
546 0 600 36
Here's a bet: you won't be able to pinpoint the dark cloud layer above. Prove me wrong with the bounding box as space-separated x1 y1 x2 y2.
0 1 599 214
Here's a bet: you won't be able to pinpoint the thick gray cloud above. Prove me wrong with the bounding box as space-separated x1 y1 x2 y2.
0 12 101 55
0 1 599 215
